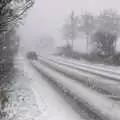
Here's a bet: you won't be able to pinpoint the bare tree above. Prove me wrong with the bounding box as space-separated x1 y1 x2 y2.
0 1 34 118
0 0 34 32
0 0 34 81
62 11 78 49
97 9 120 35
79 13 95 54
62 23 71 47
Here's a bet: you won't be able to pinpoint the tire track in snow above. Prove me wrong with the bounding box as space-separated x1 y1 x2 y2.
23 59 83 120
32 59 120 120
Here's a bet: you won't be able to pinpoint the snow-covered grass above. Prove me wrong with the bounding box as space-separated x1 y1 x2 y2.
3 54 46 120
33 60 120 120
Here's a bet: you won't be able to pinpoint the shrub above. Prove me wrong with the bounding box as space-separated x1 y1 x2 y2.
91 30 117 58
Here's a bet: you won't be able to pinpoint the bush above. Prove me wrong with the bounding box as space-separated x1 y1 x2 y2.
91 30 117 58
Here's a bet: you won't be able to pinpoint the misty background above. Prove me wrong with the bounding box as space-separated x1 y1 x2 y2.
19 0 120 53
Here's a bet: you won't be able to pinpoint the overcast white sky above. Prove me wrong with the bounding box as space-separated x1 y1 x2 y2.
19 0 120 51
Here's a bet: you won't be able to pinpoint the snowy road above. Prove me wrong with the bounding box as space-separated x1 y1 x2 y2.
21 58 83 120
42 55 120 81
13 54 120 120
38 56 120 99
30 56 120 120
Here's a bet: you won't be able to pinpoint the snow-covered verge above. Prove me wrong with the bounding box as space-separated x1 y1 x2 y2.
6 70 46 120
0 55 46 120
33 60 120 120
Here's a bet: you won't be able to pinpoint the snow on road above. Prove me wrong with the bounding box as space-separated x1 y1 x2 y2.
44 56 120 81
33 60 120 120
39 56 120 91
50 56 120 74
43 56 120 98
21 57 82 120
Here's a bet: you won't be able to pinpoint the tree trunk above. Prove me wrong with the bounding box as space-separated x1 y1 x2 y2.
71 39 74 57
86 35 89 55
66 39 70 46
71 39 74 50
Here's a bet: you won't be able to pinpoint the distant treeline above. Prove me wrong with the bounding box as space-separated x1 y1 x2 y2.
58 9 120 65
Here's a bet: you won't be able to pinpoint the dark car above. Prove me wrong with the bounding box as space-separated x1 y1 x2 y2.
26 51 38 60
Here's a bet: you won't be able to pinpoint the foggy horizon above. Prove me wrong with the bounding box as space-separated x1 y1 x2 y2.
17 0 120 53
